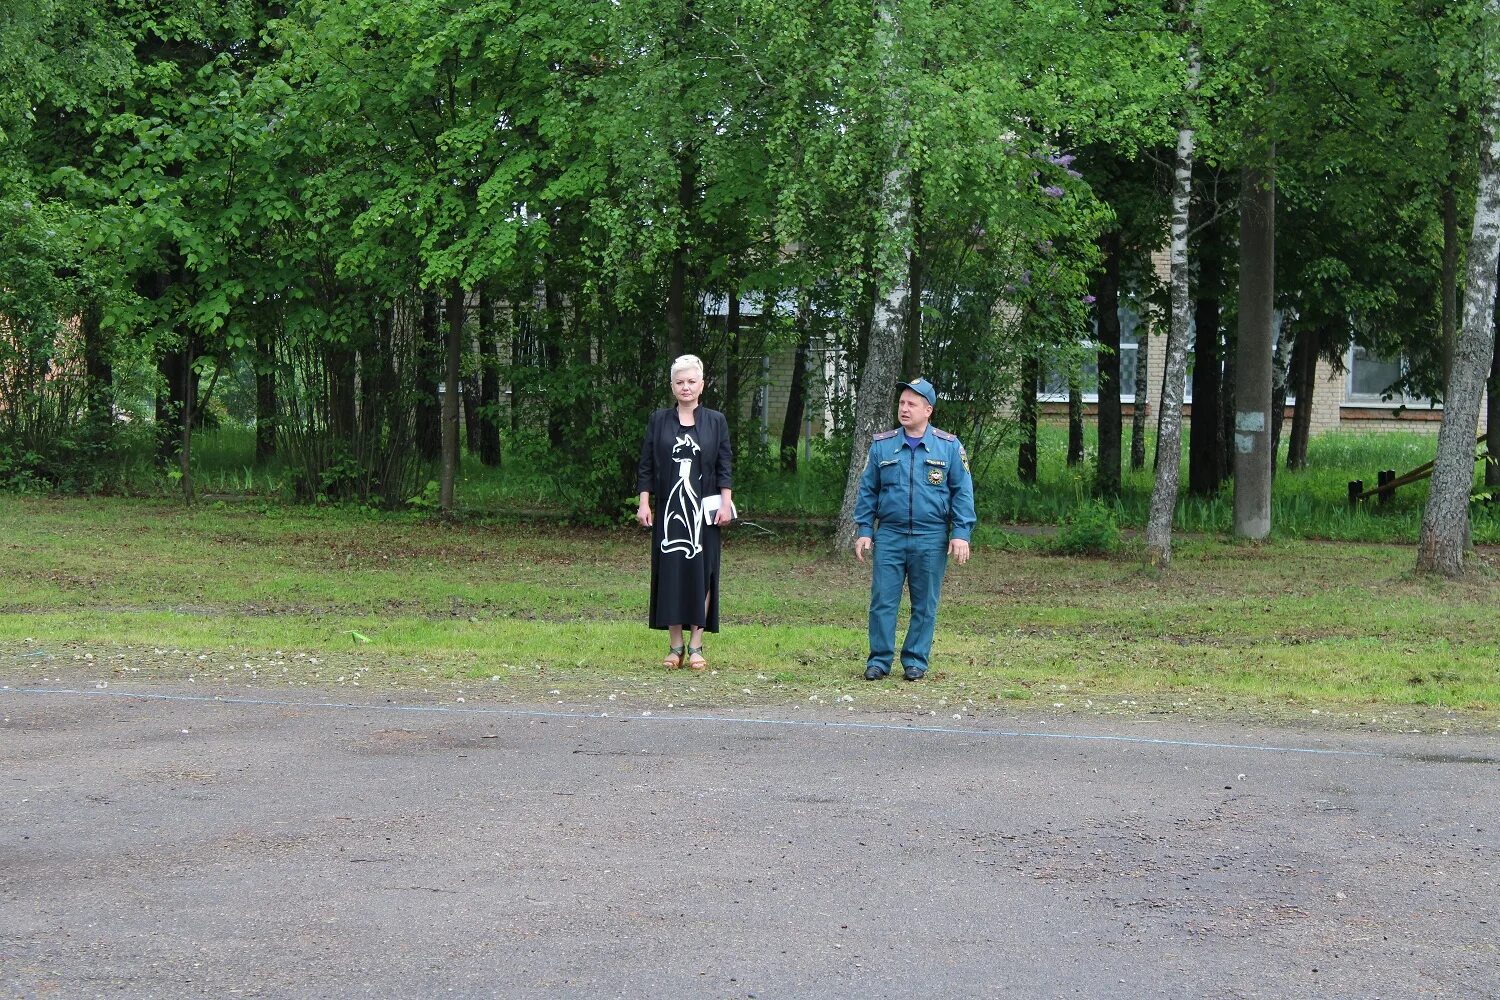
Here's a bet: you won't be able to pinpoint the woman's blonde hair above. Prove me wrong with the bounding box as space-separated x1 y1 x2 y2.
670 354 705 382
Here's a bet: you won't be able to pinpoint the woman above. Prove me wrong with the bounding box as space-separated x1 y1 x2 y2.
636 354 734 670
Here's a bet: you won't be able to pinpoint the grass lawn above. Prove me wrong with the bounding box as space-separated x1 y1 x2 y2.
3 496 1497 734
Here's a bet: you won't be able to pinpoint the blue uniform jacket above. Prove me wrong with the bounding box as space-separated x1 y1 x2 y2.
854 426 976 541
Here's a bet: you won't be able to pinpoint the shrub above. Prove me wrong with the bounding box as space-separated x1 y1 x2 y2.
1051 500 1122 556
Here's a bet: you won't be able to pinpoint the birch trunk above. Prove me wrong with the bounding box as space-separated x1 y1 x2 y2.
1417 37 1500 575
1269 314 1296 474
1233 158 1275 540
834 9 910 552
834 165 909 551
1489 288 1500 488
1145 28 1200 569
1442 181 1460 392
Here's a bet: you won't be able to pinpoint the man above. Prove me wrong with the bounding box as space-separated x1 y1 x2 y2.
854 377 976 681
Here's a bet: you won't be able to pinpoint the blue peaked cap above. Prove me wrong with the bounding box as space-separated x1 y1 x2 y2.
897 378 937 407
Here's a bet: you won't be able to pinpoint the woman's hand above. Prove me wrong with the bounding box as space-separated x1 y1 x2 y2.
637 500 653 528
714 506 733 526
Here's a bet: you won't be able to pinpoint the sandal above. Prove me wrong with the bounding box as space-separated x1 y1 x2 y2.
686 645 707 671
663 644 685 669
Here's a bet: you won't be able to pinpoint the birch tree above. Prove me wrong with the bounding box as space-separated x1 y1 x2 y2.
1145 6 1201 569
1417 0 1500 576
833 8 911 553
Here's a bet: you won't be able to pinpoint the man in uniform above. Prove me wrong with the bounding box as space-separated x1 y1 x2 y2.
854 377 976 681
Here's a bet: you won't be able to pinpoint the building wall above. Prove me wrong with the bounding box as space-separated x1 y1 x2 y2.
744 283 1492 447
733 338 833 447
1138 245 1489 437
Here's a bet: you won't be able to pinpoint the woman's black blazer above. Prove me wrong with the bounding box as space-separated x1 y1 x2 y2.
636 406 733 499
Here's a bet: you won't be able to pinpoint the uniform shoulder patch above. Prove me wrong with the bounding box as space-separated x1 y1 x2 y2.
931 427 957 441
872 428 900 441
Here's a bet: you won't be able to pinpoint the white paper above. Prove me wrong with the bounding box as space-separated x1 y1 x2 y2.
702 496 737 526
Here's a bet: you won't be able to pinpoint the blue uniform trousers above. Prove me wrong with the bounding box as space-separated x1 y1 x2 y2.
866 527 949 677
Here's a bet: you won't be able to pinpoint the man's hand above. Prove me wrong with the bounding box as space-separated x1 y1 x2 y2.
637 501 653 528
854 536 872 563
948 538 970 565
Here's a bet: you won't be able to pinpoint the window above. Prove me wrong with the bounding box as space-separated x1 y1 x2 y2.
1039 308 1141 403
1345 346 1432 406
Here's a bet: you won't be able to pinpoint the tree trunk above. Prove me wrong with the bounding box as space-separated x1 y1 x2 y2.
510 301 525 436
175 333 197 504
462 369 481 459
1018 354 1039 485
1067 377 1084 466
415 291 443 461
543 281 566 449
1269 316 1296 475
903 179 924 380
1489 278 1500 489
724 286 742 450
1233 158 1276 540
855 249 878 375
255 320 276 464
781 325 810 472
1419 57 1500 576
836 242 908 551
439 282 464 514
476 286 502 467
179 341 194 505
80 299 111 430
1095 229 1123 495
1218 332 1236 488
1145 24 1199 569
1131 315 1148 471
1188 228 1222 498
1286 325 1318 470
834 7 910 552
328 343 356 443
1153 319 1169 473
1442 178 1460 395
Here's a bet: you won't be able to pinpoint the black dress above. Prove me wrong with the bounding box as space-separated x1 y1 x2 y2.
637 406 732 632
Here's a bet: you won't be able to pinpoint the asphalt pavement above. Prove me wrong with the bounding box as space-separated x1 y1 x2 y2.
2 684 1497 999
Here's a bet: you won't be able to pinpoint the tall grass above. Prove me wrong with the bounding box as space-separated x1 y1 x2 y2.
158 422 1500 543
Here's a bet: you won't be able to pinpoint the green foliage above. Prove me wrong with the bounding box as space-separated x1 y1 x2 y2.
1051 501 1123 556
4 0 1498 523
406 480 442 513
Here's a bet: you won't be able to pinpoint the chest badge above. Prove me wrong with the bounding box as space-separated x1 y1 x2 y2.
928 467 945 485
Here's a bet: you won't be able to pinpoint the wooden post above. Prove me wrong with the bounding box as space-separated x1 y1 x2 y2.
1348 480 1364 508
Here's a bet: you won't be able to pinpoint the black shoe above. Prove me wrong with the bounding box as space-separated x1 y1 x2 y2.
903 665 925 682
864 664 886 681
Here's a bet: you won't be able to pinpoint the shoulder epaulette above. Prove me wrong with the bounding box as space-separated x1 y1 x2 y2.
931 427 957 441
873 428 900 441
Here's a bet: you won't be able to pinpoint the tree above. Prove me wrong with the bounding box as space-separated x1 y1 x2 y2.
1417 1 1500 576
1146 4 1202 570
